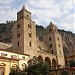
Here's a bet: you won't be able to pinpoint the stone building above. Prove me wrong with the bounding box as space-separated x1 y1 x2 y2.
0 5 66 75
13 5 65 68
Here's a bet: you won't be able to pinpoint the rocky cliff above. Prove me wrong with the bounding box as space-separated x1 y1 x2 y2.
58 30 75 54
0 21 13 43
0 22 75 56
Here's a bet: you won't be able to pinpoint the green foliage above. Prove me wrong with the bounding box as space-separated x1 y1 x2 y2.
9 56 50 75
27 61 50 75
69 60 75 67
27 56 50 75
9 66 26 75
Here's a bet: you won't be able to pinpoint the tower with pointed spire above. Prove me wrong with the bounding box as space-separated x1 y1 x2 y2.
43 22 65 66
47 21 58 33
13 5 37 56
17 5 31 21
12 5 65 67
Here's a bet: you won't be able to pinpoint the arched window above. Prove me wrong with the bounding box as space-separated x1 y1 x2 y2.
17 24 20 29
12 64 17 68
38 56 43 62
27 15 28 18
38 46 41 50
0 63 6 66
52 58 56 69
28 22 31 28
45 57 51 67
28 33 32 38
17 31 20 38
22 63 27 69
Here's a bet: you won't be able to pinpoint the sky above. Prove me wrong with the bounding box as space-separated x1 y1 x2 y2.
0 0 75 33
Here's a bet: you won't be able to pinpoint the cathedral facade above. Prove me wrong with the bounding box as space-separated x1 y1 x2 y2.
0 5 65 75
13 5 65 68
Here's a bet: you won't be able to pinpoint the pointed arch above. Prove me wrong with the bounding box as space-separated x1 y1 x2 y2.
38 56 43 62
52 58 56 69
45 57 51 67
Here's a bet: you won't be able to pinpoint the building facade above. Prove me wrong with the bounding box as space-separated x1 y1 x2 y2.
13 5 65 68
0 5 65 75
0 49 29 75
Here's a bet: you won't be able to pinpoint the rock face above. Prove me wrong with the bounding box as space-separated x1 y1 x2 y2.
0 22 75 56
0 21 13 43
58 30 75 55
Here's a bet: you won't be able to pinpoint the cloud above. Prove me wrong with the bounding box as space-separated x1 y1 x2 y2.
57 13 74 31
25 0 74 33
0 0 74 33
0 9 17 23
0 0 25 23
59 23 74 32
0 0 14 4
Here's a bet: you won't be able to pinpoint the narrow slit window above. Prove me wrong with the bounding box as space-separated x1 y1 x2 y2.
28 33 32 37
17 32 20 38
17 24 20 29
29 42 31 47
17 41 19 47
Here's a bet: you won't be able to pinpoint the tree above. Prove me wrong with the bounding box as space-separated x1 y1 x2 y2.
9 65 26 75
27 56 50 75
9 56 50 75
69 60 75 67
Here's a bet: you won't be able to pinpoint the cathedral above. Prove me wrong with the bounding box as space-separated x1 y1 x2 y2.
0 5 65 75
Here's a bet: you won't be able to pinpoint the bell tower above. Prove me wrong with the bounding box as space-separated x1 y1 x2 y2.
17 5 31 21
43 22 65 66
13 5 37 56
